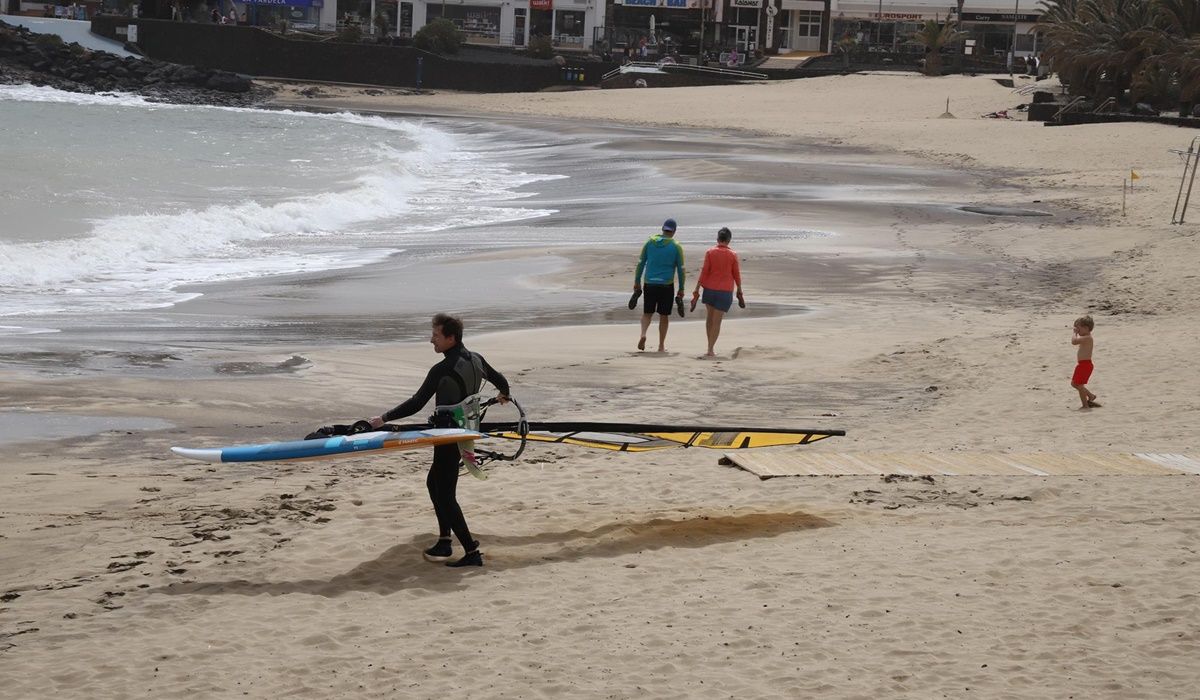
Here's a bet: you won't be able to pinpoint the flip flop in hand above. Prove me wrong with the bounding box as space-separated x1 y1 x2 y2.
628 289 642 310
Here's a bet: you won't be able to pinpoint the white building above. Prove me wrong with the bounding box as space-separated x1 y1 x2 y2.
408 0 601 50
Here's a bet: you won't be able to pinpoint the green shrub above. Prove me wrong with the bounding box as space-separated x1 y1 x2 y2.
413 18 463 54
33 32 64 47
527 35 553 59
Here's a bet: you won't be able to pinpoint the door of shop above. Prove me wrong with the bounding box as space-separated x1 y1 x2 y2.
733 25 757 52
791 9 820 51
514 8 526 46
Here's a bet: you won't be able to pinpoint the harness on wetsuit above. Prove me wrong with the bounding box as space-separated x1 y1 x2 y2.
432 393 528 477
304 394 528 478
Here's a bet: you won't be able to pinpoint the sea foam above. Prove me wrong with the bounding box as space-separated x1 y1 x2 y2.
0 86 560 317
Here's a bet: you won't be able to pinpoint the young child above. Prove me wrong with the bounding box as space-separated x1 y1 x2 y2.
1070 315 1101 409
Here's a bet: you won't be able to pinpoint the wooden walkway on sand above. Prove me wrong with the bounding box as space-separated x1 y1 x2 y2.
722 452 1200 479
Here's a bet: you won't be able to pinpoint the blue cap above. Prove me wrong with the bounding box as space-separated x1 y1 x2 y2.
662 218 677 233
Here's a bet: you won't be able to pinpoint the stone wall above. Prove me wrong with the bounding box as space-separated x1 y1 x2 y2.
92 16 615 93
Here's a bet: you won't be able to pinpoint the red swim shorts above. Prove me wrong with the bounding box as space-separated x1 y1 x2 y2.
1071 360 1094 386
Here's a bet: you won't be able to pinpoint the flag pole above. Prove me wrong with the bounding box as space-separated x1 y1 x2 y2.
1122 179 1127 217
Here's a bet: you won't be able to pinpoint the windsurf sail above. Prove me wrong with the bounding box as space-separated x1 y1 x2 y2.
172 396 843 468
478 423 844 452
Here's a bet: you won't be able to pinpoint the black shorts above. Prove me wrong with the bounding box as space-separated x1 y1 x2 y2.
643 283 675 315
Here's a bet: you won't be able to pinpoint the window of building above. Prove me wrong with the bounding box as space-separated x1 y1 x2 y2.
440 5 501 43
556 9 585 44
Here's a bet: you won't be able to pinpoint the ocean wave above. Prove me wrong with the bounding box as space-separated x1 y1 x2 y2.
0 88 562 315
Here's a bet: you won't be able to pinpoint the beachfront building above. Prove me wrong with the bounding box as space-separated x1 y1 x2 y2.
601 0 829 58
404 0 601 49
830 0 1042 60
240 0 336 30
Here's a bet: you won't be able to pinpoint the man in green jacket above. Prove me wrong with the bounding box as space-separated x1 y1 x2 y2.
633 218 686 352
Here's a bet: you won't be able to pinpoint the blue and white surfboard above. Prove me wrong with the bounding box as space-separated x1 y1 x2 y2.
170 428 483 463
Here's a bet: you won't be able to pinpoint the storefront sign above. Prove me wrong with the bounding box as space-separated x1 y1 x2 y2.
243 0 316 5
765 0 775 47
620 0 662 6
836 4 1039 20
960 11 1039 22
730 0 762 7
530 0 553 9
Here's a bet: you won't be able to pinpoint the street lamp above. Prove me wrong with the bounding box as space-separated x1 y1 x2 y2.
1009 0 1019 78
876 0 882 46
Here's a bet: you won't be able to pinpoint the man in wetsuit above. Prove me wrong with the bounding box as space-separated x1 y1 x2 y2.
363 313 510 568
634 218 686 352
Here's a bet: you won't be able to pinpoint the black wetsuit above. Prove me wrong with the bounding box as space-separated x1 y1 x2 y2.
382 344 509 550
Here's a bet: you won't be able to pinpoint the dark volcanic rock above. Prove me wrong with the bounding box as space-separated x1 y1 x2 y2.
206 71 250 93
0 19 274 107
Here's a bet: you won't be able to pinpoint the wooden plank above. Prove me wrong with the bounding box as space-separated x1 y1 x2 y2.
721 452 1200 478
1136 453 1200 475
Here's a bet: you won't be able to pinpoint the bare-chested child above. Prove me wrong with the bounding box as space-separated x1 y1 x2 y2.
1070 315 1101 409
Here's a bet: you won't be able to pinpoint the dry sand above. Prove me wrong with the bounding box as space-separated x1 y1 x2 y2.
2 73 1199 698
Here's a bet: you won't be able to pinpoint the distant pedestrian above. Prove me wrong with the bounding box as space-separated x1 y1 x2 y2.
1070 315 1100 409
690 227 744 358
211 7 221 23
633 218 686 353
228 7 237 23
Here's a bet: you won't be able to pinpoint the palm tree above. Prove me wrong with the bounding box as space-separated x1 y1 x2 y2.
1034 0 1200 110
910 20 968 76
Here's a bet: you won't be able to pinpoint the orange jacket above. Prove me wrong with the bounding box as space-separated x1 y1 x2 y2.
697 244 740 292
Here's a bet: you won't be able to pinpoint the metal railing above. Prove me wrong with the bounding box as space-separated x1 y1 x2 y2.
1171 136 1200 224
603 60 768 82
1051 96 1087 122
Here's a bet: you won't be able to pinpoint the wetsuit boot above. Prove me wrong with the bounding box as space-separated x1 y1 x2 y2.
447 540 482 567
423 536 453 562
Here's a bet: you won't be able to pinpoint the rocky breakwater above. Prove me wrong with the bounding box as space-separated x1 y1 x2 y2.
0 20 271 106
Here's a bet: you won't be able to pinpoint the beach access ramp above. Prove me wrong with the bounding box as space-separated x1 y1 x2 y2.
0 15 141 59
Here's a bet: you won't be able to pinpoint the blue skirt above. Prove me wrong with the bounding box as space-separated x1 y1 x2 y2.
701 288 734 312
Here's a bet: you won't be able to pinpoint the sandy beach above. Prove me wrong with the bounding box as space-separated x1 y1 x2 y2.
2 72 1199 698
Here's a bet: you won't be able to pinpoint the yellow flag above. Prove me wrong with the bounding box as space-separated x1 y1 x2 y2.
1131 169 1141 181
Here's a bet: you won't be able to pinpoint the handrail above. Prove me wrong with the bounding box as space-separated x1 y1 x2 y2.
604 60 768 82
1051 96 1087 121
1172 135 1200 224
1092 97 1116 114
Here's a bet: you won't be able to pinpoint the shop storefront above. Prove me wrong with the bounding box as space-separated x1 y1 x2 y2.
831 2 1039 58
410 0 597 48
958 10 1040 59
725 0 761 53
242 0 329 29
609 0 707 56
